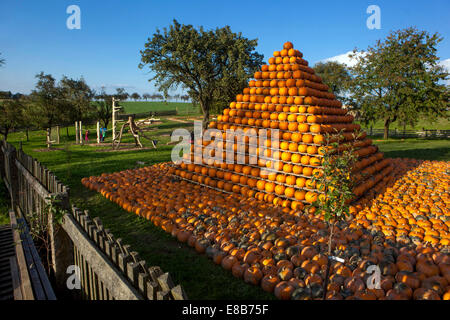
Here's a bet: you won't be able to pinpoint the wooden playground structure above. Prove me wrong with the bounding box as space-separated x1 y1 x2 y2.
111 98 160 150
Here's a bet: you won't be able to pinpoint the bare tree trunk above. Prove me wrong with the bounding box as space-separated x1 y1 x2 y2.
26 128 29 141
200 101 210 131
322 221 336 300
383 118 390 140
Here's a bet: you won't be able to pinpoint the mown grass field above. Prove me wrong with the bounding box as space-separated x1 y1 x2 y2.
357 113 450 131
120 101 201 116
1 117 449 299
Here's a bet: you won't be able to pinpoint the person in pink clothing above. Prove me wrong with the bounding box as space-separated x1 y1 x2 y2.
85 129 89 142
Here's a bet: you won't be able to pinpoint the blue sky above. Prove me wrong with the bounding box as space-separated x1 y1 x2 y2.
1 0 449 96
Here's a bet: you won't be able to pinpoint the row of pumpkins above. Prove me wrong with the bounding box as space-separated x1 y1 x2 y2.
81 158 450 300
173 41 392 209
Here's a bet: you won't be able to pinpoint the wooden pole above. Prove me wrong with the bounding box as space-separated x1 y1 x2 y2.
97 121 100 144
46 128 51 149
75 121 79 144
79 121 83 145
112 97 116 141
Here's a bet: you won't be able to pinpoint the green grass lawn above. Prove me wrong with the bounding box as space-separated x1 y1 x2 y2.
120 101 201 116
374 137 450 161
2 121 449 299
357 114 450 131
4 119 273 299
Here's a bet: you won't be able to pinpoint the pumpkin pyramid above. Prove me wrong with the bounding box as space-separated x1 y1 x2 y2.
171 42 393 211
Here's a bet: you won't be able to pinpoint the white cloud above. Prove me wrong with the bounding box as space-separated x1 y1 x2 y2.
439 58 450 71
320 51 365 67
438 58 450 85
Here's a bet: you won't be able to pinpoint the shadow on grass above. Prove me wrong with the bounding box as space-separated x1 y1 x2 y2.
382 148 449 161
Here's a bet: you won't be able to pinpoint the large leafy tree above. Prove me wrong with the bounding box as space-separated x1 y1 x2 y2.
0 98 23 141
131 92 141 101
115 88 129 101
93 88 113 128
139 19 264 128
313 61 352 103
350 27 449 139
29 72 64 133
59 76 95 126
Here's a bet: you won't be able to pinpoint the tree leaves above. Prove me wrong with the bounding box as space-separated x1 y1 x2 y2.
350 27 449 138
139 19 263 127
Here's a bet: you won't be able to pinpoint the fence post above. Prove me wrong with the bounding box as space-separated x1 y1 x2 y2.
75 121 79 144
6 144 19 211
49 192 75 297
96 121 100 144
79 121 83 145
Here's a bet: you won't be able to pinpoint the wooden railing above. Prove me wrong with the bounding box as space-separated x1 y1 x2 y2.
0 140 188 300
364 128 450 138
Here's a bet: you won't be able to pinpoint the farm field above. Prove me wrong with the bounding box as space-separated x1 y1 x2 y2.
119 101 201 116
357 114 450 131
2 119 449 299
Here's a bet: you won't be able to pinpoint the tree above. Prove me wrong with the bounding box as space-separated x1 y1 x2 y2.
313 61 352 103
18 95 35 142
131 92 141 101
94 88 113 128
0 53 5 67
29 72 64 140
142 93 151 101
0 91 12 99
310 131 359 300
181 94 190 103
350 27 449 139
139 19 263 128
59 76 95 126
115 88 129 101
0 98 22 141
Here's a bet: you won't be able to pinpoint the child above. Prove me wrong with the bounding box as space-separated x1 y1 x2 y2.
85 129 89 142
102 128 106 142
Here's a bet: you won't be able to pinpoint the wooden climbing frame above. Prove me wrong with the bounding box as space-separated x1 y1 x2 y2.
112 116 157 150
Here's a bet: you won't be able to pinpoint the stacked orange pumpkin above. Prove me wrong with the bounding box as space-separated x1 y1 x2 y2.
81 158 450 300
173 42 393 211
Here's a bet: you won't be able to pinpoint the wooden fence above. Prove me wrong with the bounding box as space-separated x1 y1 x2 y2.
364 128 450 138
0 140 187 300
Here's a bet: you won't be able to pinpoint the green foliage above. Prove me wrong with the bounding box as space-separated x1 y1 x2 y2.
0 98 23 140
0 177 10 225
130 92 141 101
93 88 115 128
59 76 95 124
313 61 352 103
29 72 65 130
139 19 263 127
114 88 129 101
350 27 449 139
311 132 359 255
24 194 67 273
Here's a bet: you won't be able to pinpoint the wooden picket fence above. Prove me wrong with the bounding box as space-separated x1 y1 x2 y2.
0 140 187 300
364 128 450 138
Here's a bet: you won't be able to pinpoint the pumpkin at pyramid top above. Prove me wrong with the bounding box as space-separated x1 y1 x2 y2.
172 41 393 211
